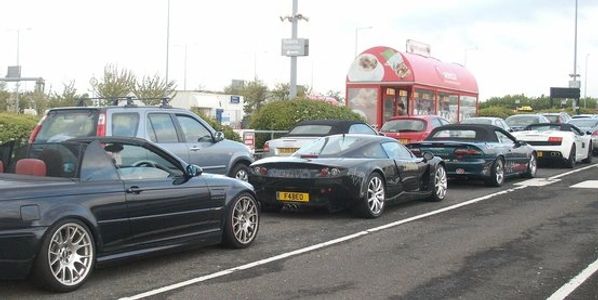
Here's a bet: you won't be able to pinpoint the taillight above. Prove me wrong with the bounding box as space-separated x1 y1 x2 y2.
548 136 562 145
28 115 47 143
253 166 268 176
96 112 106 136
454 148 482 156
592 130 598 137
263 141 270 152
318 167 340 177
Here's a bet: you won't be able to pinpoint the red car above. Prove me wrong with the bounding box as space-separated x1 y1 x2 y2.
380 115 451 144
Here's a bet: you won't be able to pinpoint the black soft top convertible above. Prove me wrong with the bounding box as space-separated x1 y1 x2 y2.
425 124 517 142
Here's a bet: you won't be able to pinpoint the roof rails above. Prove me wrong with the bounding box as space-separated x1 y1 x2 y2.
75 97 172 108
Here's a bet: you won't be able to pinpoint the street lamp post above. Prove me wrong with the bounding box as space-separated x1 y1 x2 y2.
354 26 373 58
165 0 171 87
584 53 590 107
12 27 31 114
570 0 580 113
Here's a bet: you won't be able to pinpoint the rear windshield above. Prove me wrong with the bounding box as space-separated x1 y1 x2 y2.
544 115 560 123
429 129 478 139
287 125 333 136
568 119 598 129
294 135 361 157
505 115 540 127
381 119 426 132
36 110 98 143
462 118 493 125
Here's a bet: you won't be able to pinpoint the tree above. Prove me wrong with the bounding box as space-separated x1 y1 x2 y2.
242 80 269 114
269 83 310 101
0 82 10 112
93 64 135 104
133 74 177 105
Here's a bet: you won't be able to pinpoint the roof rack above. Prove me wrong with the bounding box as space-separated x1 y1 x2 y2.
75 96 171 108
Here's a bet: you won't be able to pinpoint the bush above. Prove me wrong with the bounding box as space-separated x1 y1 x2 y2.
250 99 364 148
190 109 241 142
0 113 39 144
478 106 515 119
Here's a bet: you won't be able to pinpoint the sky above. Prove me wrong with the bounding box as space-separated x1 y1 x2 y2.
1 0 597 101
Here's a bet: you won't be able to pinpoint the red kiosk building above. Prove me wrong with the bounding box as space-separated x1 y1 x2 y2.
346 46 479 129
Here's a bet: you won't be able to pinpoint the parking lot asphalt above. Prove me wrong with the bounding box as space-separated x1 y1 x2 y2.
1 163 597 299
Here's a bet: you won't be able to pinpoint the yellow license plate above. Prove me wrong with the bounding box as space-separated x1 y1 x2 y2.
277 147 299 155
537 151 543 158
276 191 309 202
399 139 409 144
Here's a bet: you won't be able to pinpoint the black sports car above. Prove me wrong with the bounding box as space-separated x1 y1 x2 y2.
0 137 259 292
249 134 447 218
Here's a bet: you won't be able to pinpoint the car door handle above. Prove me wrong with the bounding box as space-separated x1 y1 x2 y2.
189 146 201 151
126 186 143 194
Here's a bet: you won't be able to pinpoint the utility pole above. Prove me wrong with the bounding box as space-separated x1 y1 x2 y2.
165 0 171 88
570 0 580 113
289 0 298 99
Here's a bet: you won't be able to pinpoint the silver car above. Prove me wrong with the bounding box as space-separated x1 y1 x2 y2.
262 120 378 157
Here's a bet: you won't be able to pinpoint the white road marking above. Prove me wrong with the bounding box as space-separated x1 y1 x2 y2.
120 186 526 300
546 257 598 300
570 180 598 189
120 164 598 300
548 163 598 180
515 178 561 187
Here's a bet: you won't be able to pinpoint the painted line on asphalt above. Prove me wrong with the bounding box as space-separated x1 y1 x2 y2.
548 163 598 180
120 185 527 300
121 165 598 299
546 256 598 300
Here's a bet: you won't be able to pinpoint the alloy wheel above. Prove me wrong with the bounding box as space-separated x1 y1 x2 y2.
434 166 448 200
235 169 249 181
495 160 504 185
529 155 537 176
367 176 385 215
47 223 94 287
232 195 259 244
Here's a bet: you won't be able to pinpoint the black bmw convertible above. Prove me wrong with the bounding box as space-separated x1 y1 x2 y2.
0 137 259 292
249 134 447 218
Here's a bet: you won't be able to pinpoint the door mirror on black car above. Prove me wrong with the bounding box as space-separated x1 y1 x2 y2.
514 140 525 147
214 131 225 142
185 164 203 177
422 151 435 162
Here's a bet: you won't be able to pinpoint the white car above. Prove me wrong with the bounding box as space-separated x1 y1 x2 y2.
567 118 598 156
262 120 378 157
512 123 593 168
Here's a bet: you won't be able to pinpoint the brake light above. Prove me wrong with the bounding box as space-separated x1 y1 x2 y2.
96 112 106 136
253 166 268 176
263 141 270 152
548 136 562 145
454 148 482 156
593 130 598 137
28 115 47 143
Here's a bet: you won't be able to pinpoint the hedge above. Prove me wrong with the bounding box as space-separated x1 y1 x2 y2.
0 113 39 144
250 99 364 148
478 106 516 119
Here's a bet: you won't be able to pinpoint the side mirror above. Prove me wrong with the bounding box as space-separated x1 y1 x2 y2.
214 131 225 142
514 140 525 147
185 164 203 177
587 131 593 135
422 151 434 162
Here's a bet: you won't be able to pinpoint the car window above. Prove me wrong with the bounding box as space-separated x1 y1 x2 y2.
430 129 477 139
440 118 451 125
287 125 333 136
111 113 139 137
348 124 377 135
146 113 179 143
462 118 493 125
381 119 426 132
103 143 183 180
352 143 388 159
495 131 514 145
36 110 98 142
382 142 413 159
80 140 120 181
176 115 212 142
430 118 442 128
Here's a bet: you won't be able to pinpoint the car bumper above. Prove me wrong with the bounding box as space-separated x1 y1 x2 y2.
443 159 494 178
0 227 47 279
249 175 361 209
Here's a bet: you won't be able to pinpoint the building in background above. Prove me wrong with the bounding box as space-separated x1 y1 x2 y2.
170 91 245 128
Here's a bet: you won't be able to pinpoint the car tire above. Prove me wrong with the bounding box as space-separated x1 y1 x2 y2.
31 219 95 292
522 153 537 178
485 158 505 187
582 144 593 163
353 173 385 218
222 193 260 248
566 145 576 168
428 165 447 202
230 163 250 182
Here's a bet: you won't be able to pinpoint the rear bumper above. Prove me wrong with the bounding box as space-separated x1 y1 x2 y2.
444 159 493 178
0 227 47 279
249 175 361 209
